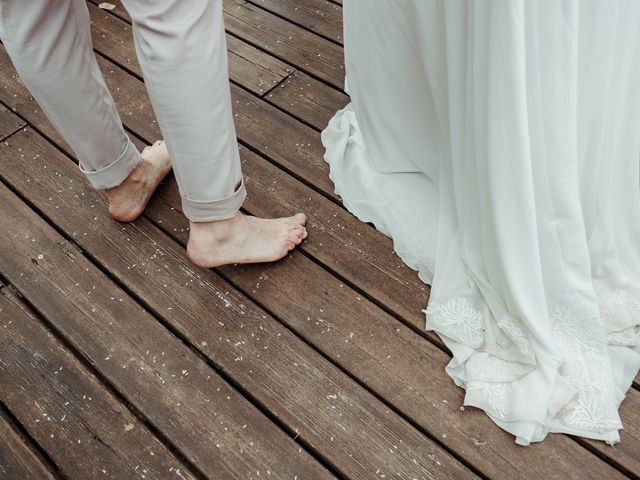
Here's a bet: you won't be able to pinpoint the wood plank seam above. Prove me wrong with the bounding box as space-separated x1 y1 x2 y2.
0 129 351 480
214 27 345 93
0 234 211 480
0 112 26 142
243 0 344 47
222 0 345 89
570 436 640 480
0 123 23 143
0 397 63 479
261 70 297 98
0 128 338 478
0 166 336 479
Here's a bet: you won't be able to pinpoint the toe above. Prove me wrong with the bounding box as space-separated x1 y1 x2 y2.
292 213 307 225
287 231 302 243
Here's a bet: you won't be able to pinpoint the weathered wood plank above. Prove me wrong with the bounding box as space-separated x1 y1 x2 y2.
226 34 293 96
0 288 198 480
267 70 349 130
231 83 337 195
247 0 344 44
223 0 345 89
0 143 331 480
1 118 631 480
1 126 479 480
0 103 26 140
0 397 57 480
87 0 290 96
582 395 640 477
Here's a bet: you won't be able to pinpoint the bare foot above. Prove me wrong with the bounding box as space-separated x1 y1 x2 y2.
186 212 308 268
105 140 172 222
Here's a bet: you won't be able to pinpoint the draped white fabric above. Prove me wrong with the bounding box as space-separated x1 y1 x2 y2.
322 0 640 445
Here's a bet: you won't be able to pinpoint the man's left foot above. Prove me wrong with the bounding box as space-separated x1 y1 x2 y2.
105 140 172 222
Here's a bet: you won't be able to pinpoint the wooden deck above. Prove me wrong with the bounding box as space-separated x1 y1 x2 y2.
0 1 639 479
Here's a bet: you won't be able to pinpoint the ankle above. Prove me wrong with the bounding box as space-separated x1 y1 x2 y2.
189 213 241 244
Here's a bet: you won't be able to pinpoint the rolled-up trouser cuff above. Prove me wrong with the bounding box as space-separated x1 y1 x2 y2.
80 137 141 189
182 177 247 222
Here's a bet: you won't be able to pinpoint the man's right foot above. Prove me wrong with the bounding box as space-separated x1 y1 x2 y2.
105 140 172 222
186 211 307 268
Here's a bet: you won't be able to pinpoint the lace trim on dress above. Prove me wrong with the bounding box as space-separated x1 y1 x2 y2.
425 297 485 349
551 293 621 433
424 289 635 432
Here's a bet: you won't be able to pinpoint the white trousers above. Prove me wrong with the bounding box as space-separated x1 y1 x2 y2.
0 0 246 221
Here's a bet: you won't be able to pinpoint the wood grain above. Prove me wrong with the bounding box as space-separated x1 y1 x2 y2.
223 0 345 89
0 126 479 480
0 103 26 140
0 395 57 480
246 0 344 44
0 150 331 480
0 288 198 480
267 70 349 130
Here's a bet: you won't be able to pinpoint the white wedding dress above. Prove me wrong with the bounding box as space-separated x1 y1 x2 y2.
322 0 640 445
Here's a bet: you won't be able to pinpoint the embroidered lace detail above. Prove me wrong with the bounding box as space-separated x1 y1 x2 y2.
426 297 484 349
425 288 635 437
600 289 640 324
550 297 605 354
551 294 620 433
467 381 509 418
596 287 640 346
466 352 533 383
558 363 621 433
496 314 532 357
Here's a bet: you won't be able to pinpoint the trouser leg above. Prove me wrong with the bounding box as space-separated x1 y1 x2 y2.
0 0 140 189
121 0 246 222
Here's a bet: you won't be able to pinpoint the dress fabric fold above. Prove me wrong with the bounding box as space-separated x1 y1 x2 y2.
322 0 640 445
